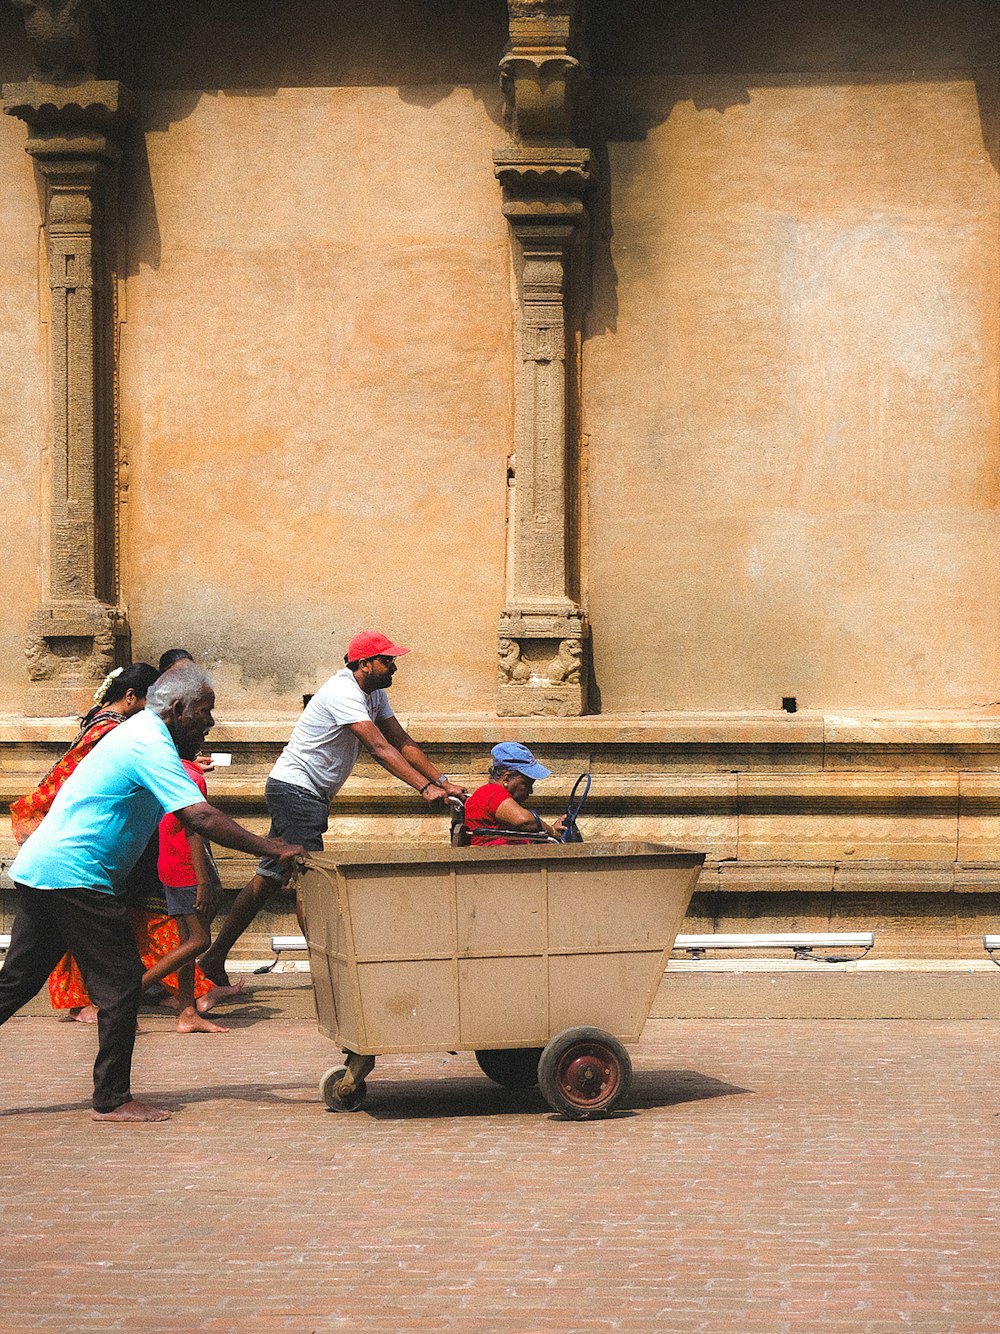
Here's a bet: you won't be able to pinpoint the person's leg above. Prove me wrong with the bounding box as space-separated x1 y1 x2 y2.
49 887 170 1121
193 972 244 1013
199 778 327 985
141 914 204 988
133 907 242 1013
0 886 68 1025
197 872 282 985
172 914 228 1035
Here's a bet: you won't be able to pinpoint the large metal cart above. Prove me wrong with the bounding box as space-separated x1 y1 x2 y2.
298 841 704 1119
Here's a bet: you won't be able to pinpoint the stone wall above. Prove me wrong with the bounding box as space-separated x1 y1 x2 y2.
119 76 513 714
2 1 1000 969
585 4 1000 713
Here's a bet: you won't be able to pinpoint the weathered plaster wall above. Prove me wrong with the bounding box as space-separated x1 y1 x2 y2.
6 2 1000 983
586 3 1000 712
0 21 45 707
118 3 512 714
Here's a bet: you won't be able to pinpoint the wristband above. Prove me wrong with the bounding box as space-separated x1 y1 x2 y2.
419 780 437 794
530 809 543 831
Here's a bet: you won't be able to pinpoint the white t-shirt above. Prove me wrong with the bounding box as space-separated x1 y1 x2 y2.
268 668 394 800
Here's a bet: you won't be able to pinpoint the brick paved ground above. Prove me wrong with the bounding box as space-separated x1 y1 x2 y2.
1 987 998 1333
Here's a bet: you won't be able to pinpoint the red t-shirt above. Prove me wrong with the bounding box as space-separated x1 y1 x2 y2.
158 759 207 886
463 782 519 846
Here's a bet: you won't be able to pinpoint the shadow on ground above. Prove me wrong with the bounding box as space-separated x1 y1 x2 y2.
0 1066 749 1121
349 1067 751 1121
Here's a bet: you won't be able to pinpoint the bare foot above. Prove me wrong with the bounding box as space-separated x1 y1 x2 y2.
196 957 231 988
157 994 182 1012
176 1006 229 1035
63 1005 99 1024
196 977 245 1013
92 1098 172 1123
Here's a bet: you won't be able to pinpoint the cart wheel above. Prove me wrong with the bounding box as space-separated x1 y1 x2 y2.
537 1027 632 1119
319 1065 367 1112
475 1047 544 1089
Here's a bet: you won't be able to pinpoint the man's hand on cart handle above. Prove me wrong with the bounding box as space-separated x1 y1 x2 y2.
420 776 467 805
267 838 306 869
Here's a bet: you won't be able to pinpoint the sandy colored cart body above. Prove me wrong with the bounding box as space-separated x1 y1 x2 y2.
298 841 704 1118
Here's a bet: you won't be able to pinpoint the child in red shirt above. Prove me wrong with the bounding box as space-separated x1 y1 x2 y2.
142 758 229 1034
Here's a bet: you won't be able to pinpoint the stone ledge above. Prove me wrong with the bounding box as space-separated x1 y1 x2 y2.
5 708 1000 750
0 710 827 744
653 968 1000 1020
665 957 999 973
0 766 984 800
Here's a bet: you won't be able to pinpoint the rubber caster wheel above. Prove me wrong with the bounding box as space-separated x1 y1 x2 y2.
537 1027 632 1119
319 1065 367 1112
475 1047 544 1089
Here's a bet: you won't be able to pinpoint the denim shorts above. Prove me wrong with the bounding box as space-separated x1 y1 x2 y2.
164 883 197 918
256 777 329 884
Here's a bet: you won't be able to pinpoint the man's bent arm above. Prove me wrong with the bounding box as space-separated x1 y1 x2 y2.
349 720 448 799
375 717 465 796
177 802 301 863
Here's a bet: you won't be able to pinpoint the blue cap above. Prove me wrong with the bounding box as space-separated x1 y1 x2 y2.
491 742 551 781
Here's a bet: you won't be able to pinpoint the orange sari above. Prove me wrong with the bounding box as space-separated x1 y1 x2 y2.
10 711 121 846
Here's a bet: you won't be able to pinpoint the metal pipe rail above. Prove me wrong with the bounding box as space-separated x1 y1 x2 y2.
671 932 874 962
259 931 876 971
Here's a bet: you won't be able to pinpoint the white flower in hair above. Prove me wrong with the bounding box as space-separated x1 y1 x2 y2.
93 666 123 705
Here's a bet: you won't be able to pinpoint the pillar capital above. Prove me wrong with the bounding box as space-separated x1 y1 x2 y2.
500 0 586 143
3 78 136 167
11 0 116 81
493 146 592 223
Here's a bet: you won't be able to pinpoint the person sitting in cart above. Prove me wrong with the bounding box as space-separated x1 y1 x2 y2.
463 743 566 845
198 631 467 986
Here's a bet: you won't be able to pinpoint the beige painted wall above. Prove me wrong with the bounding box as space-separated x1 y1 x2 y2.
586 69 1000 711
120 79 512 714
5 2 1000 723
0 108 45 707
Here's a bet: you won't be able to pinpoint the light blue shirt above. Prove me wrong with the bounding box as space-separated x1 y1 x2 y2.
10 709 206 894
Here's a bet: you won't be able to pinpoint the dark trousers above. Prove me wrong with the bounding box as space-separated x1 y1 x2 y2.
0 884 144 1113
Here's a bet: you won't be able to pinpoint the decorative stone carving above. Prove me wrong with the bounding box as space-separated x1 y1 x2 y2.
547 637 582 685
24 603 127 717
494 1 592 716
12 0 114 81
499 638 532 685
24 604 126 714
498 607 588 716
4 13 134 714
500 0 584 143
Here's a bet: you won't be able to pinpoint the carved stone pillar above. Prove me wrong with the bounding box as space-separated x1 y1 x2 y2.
494 1 592 716
4 2 133 714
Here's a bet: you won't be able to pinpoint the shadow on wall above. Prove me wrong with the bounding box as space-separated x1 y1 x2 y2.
114 0 509 276
12 1 995 301
118 0 508 94
582 0 1000 339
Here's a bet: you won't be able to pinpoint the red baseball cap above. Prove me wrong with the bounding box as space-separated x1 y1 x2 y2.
346 631 410 663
